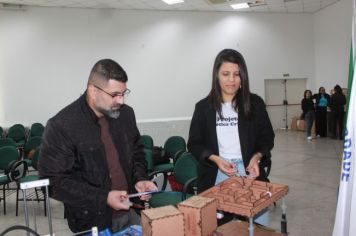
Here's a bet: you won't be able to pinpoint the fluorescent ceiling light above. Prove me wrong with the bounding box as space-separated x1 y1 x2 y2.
162 0 184 5
230 2 250 9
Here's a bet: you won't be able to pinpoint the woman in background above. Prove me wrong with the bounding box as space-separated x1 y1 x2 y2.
301 89 315 140
313 87 330 137
187 49 274 226
330 84 346 140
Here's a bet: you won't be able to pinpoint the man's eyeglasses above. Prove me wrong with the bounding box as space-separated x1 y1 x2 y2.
93 85 130 98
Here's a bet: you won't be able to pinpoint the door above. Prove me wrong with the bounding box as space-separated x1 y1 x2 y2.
265 78 307 130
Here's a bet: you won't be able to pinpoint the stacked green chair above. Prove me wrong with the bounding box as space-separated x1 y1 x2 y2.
0 138 17 148
163 136 187 163
144 149 155 172
148 136 187 190
22 136 42 167
138 135 154 150
16 147 46 216
139 135 172 190
29 123 45 138
0 146 20 214
144 148 174 191
7 124 26 148
148 152 198 208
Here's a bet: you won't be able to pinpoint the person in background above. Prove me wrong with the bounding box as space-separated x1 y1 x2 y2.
301 89 315 140
313 87 330 137
330 84 346 140
187 49 274 226
38 59 157 233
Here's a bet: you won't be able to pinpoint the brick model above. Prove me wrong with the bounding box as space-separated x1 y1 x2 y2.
177 195 217 236
141 205 185 236
199 176 289 218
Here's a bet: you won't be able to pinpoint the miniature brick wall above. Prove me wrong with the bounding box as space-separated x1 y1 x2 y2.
141 205 184 236
178 196 217 236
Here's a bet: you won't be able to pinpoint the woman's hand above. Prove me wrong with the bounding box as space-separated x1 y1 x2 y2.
246 152 262 179
135 180 158 201
209 155 236 177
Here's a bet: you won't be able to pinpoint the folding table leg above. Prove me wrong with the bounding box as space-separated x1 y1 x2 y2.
248 217 254 236
21 179 53 236
281 197 288 235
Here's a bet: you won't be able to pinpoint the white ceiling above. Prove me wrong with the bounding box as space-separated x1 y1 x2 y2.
0 0 341 13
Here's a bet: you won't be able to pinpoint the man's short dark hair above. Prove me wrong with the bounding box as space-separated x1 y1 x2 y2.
88 59 128 84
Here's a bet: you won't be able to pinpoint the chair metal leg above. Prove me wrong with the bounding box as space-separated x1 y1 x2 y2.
3 185 6 215
44 196 47 216
16 188 20 216
34 188 40 203
16 186 47 217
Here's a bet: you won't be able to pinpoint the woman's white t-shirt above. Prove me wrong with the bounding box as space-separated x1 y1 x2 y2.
216 102 242 161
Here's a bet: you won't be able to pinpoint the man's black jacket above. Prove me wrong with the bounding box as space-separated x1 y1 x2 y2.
38 92 148 232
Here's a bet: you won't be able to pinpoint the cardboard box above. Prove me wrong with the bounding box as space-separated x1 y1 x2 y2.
297 119 305 131
296 119 315 134
290 116 298 131
141 205 184 236
178 196 217 236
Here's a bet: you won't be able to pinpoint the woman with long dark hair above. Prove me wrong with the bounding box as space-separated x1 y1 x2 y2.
330 85 346 139
188 49 274 225
301 89 315 140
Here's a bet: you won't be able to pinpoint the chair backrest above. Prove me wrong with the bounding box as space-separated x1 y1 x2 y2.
163 136 187 159
7 124 26 143
30 123 45 137
173 152 198 185
0 146 20 170
143 149 154 172
0 138 17 148
24 136 42 156
30 148 41 170
139 135 154 150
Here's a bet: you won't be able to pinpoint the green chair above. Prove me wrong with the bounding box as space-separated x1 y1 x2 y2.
0 146 20 214
149 153 174 191
7 124 27 148
139 135 154 150
0 138 17 148
16 147 46 216
29 123 45 138
23 136 42 167
148 152 198 208
146 136 187 190
144 148 172 191
163 136 187 163
144 149 155 172
0 126 3 138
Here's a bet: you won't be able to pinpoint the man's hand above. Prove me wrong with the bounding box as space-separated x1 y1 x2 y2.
107 190 130 210
135 180 158 201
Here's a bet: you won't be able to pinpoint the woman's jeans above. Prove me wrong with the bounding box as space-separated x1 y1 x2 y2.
305 111 315 137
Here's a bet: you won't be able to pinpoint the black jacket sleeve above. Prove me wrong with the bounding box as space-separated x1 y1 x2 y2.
38 119 109 213
252 95 275 163
188 100 216 165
